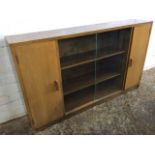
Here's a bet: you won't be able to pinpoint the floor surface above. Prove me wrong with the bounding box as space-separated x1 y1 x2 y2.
0 67 155 135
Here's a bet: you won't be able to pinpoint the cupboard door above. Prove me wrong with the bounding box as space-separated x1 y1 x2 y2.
12 40 64 129
125 23 152 89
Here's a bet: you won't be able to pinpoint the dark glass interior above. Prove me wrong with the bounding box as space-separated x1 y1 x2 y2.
58 28 131 112
97 28 131 56
62 62 95 96
95 54 127 99
59 34 96 69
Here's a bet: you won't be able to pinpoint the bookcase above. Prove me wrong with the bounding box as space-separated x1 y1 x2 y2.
6 20 153 130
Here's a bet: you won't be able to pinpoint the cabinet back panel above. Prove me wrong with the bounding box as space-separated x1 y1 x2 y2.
58 34 96 58
95 54 127 74
97 28 131 52
62 62 95 81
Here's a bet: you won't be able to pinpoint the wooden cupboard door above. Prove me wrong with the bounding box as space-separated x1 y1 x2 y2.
125 23 152 89
12 40 64 129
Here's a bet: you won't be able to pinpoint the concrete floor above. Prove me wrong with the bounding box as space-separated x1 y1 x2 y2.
0 67 155 135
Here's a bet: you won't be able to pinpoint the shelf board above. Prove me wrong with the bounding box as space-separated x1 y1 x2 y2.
61 50 95 70
64 87 94 113
63 72 121 95
61 50 126 70
65 86 122 114
95 85 121 100
97 51 125 61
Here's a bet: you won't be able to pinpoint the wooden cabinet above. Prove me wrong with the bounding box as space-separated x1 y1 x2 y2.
6 20 152 130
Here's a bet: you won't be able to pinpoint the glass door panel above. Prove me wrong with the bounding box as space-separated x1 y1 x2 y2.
95 28 132 100
58 34 96 112
58 28 132 112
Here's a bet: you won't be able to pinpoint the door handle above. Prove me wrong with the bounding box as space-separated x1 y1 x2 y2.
53 80 59 91
129 58 133 67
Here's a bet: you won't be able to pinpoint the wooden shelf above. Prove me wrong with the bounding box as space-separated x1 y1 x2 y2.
97 50 125 61
65 85 122 113
96 84 121 99
64 86 94 113
63 72 121 95
95 76 123 99
61 50 126 70
61 50 95 70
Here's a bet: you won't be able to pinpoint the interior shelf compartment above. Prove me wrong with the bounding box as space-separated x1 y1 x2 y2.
58 28 131 70
95 76 123 99
64 86 95 113
62 54 126 96
62 62 95 95
58 34 96 70
63 71 121 95
61 49 126 70
60 49 95 70
95 53 127 79
97 28 131 54
64 76 123 113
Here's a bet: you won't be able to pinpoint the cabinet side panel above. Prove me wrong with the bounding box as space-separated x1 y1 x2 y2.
125 23 152 89
11 40 64 129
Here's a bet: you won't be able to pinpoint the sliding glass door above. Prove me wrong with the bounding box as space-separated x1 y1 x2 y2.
58 28 132 112
95 28 132 100
58 34 96 112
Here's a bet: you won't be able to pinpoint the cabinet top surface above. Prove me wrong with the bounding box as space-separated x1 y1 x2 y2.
6 19 152 45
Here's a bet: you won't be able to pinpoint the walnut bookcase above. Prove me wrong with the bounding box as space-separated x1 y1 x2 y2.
6 20 153 130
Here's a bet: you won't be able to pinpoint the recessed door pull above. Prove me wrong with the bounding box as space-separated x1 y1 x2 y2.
53 80 59 91
129 58 133 67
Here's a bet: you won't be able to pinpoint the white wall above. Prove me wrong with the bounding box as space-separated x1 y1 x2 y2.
0 0 155 124
0 44 26 123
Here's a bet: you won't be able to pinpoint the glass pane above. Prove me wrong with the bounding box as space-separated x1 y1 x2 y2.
97 28 131 55
58 34 96 112
59 35 96 69
95 28 132 100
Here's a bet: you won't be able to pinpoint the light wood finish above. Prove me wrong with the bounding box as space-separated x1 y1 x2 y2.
11 40 64 129
125 23 152 89
6 20 152 44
